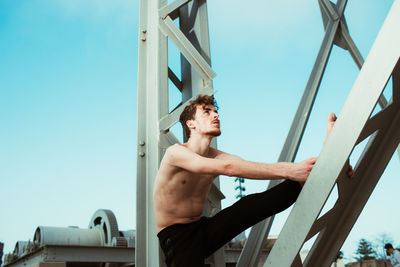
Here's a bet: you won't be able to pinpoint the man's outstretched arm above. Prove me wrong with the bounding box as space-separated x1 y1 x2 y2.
165 144 316 182
325 112 354 178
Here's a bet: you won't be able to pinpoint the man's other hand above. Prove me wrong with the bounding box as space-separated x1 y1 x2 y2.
289 157 317 182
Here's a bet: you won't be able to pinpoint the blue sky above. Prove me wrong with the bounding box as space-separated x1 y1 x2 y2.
0 0 398 263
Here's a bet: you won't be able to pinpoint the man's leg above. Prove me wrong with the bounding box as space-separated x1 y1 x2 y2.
203 180 302 257
158 218 209 267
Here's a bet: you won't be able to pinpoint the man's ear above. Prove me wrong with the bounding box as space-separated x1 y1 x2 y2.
186 120 195 130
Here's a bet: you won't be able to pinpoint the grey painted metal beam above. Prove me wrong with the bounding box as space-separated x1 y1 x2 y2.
136 0 168 266
159 16 216 81
305 209 335 241
168 67 183 91
176 1 225 265
279 0 347 164
339 18 391 109
264 2 400 265
179 0 213 101
237 2 347 266
394 61 400 103
159 88 213 131
392 60 400 160
278 21 337 162
339 19 363 69
304 101 400 267
356 103 396 145
159 0 191 19
137 0 223 266
338 12 400 160
136 1 151 266
319 0 339 21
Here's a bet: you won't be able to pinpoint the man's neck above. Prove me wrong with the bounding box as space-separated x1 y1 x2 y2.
186 134 213 156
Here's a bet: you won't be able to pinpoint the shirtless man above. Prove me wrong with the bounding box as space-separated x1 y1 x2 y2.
154 94 342 267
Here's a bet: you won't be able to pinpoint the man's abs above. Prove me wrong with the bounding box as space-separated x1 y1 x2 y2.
153 177 214 232
155 203 204 233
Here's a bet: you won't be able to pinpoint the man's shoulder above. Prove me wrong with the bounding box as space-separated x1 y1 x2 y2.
163 143 195 163
165 143 188 155
209 147 226 157
210 148 241 160
159 145 185 172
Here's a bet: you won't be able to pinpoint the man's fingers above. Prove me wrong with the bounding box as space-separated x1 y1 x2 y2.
328 112 337 122
309 157 318 164
347 165 355 178
344 159 354 178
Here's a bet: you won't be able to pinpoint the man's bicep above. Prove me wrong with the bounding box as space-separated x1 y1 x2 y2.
167 145 228 175
215 150 243 161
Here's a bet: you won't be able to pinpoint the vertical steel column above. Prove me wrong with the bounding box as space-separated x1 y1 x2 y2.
178 1 226 264
136 0 168 266
264 1 400 265
137 0 222 266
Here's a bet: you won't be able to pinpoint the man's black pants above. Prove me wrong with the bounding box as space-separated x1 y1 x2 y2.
157 180 302 267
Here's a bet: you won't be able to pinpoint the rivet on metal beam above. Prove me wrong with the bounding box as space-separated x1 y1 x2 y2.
139 152 146 157
140 30 147 41
139 141 146 146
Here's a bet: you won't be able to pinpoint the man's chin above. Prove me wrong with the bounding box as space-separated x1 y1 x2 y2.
210 130 221 137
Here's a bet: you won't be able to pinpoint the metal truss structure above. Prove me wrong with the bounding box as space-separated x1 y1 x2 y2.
136 0 224 266
264 1 400 265
237 0 398 266
136 0 400 266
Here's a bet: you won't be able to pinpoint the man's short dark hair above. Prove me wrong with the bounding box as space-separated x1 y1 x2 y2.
179 94 218 140
385 243 393 249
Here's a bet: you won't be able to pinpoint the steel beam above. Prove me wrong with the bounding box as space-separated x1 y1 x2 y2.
159 16 216 81
168 67 183 91
136 0 168 266
177 1 225 265
264 1 400 265
137 0 223 266
159 88 213 131
319 0 339 21
159 0 191 19
304 101 400 267
394 61 400 103
337 6 399 158
338 16 391 109
237 1 347 266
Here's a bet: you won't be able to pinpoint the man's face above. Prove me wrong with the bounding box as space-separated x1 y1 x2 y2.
386 248 394 255
191 104 221 137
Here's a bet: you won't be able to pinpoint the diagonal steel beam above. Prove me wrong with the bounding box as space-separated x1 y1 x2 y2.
394 61 400 103
392 61 400 160
159 16 216 81
304 100 400 267
159 0 191 19
339 16 400 160
159 87 213 131
319 0 339 21
168 67 183 91
264 2 400 264
339 18 390 108
237 1 348 266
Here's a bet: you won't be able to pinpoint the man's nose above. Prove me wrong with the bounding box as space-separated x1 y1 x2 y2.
213 112 219 118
